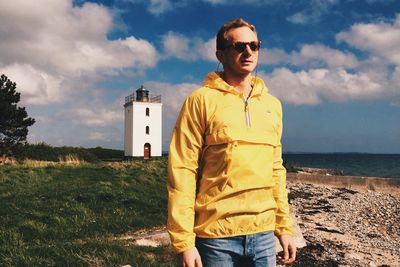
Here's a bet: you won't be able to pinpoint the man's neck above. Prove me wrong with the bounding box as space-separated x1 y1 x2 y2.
223 72 253 96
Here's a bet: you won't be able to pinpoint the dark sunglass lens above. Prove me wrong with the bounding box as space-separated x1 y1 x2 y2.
234 42 247 52
249 42 259 51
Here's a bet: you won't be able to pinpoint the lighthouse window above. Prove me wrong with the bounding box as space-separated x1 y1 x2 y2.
146 107 150 116
146 126 150 135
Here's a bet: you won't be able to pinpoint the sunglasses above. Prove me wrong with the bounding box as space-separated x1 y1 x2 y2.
225 41 261 53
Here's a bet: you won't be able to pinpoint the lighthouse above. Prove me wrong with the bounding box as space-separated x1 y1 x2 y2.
124 85 162 158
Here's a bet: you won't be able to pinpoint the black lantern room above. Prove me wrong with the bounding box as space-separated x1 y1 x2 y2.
136 85 149 102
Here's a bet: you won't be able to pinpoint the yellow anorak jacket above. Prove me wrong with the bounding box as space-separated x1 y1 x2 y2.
167 72 293 253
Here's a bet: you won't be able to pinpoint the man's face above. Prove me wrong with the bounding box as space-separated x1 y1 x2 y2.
221 26 259 77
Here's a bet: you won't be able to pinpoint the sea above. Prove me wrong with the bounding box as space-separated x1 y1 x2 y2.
282 153 400 179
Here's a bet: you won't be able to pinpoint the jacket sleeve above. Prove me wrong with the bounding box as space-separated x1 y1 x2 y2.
167 93 205 253
272 101 294 237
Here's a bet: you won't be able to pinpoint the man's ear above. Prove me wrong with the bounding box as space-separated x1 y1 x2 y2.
216 50 224 64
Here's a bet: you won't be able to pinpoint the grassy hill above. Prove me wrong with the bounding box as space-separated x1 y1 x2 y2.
0 158 175 266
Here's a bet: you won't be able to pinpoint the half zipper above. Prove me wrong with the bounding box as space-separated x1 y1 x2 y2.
242 87 254 128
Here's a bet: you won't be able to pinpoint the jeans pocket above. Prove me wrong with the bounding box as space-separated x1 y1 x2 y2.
196 236 243 261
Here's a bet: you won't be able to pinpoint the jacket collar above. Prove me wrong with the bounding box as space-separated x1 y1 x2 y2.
203 72 268 97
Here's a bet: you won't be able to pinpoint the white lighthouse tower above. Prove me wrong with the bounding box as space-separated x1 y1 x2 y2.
124 85 162 158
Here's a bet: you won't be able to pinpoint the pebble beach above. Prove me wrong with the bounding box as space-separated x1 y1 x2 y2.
288 182 400 267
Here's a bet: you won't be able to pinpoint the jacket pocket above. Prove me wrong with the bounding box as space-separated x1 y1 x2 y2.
205 128 278 146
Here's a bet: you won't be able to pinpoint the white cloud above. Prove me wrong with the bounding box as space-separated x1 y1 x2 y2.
259 48 291 65
148 0 172 15
199 38 217 62
28 114 124 149
261 67 390 105
365 0 397 3
202 0 228 3
291 44 359 68
287 12 309 25
89 132 109 141
71 107 123 127
162 31 193 60
0 64 64 105
161 32 217 62
119 37 159 68
0 0 159 105
259 16 400 106
117 0 187 15
262 68 321 105
202 0 284 5
286 0 339 25
25 93 126 149
336 15 400 65
259 44 358 69
128 0 285 13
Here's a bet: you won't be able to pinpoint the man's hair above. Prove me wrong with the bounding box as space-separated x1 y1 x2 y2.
216 18 257 51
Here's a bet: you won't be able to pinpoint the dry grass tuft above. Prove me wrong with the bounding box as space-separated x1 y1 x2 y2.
21 154 86 167
0 155 16 165
58 154 84 165
22 159 57 167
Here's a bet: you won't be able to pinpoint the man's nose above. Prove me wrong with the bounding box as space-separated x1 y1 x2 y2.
243 44 253 55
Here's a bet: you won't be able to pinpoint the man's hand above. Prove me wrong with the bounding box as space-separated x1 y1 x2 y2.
277 234 296 265
179 247 203 267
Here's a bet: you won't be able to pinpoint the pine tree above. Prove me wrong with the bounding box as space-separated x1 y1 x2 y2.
0 74 35 157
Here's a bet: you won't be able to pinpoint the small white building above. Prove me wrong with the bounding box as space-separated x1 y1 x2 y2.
124 85 162 158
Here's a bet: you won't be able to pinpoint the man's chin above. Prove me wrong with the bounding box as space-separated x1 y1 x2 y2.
239 66 256 74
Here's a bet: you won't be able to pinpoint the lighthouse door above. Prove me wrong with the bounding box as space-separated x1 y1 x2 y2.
144 143 151 159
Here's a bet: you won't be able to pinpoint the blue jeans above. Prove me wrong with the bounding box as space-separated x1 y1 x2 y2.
196 231 276 267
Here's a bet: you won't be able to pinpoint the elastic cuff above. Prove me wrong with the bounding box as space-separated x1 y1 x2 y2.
274 229 293 237
174 245 195 254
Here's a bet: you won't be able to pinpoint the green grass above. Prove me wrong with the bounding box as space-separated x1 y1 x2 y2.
0 158 177 267
18 143 125 162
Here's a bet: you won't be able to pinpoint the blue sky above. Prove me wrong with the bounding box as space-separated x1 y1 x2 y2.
1 0 399 153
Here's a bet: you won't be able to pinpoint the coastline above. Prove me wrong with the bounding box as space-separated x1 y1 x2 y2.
283 153 400 180
287 172 400 195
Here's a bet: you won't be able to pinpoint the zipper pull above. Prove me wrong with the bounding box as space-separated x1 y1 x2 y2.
243 99 251 128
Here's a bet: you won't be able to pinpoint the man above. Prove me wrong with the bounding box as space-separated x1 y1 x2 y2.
167 18 296 267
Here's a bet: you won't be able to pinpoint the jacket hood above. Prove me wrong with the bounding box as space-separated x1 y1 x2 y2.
203 71 268 96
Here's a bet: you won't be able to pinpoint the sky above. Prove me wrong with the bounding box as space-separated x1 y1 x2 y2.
0 0 400 153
